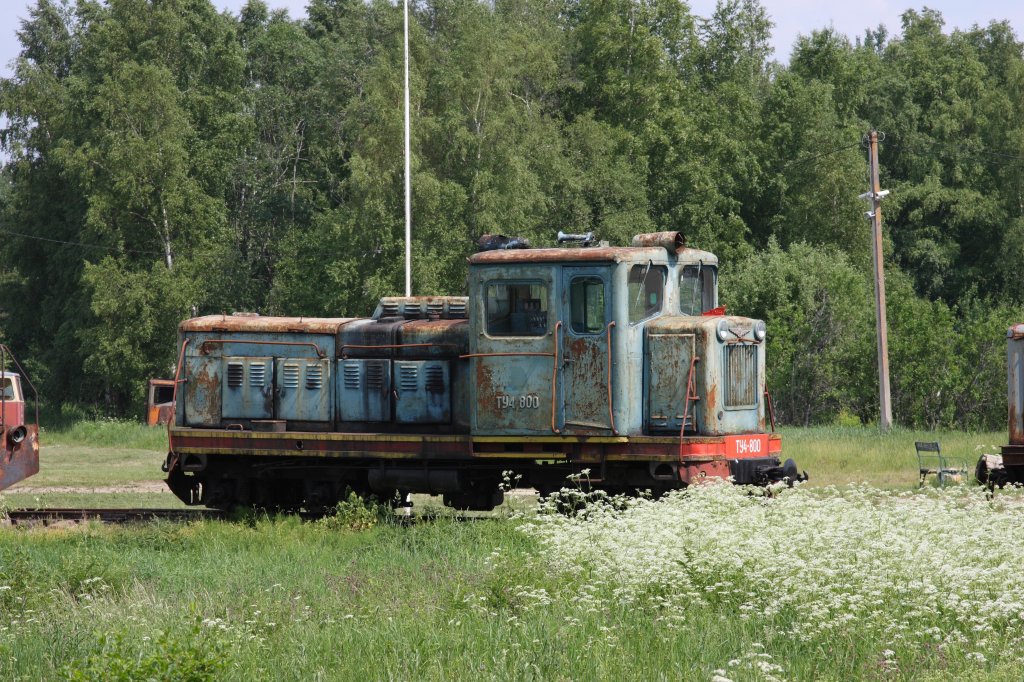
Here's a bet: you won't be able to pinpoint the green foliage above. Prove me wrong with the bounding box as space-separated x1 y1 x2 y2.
1 0 1023 429
318 491 388 531
64 628 226 682
723 239 874 425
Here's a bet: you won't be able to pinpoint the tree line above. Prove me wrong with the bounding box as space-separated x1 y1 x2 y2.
1 0 1022 428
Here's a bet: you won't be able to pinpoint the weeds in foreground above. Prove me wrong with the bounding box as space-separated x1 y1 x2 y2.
3 483 1024 680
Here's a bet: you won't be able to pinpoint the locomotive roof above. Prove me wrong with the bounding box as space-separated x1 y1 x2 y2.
468 246 718 265
180 315 357 335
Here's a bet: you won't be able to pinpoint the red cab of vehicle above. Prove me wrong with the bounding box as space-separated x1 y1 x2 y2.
0 364 39 492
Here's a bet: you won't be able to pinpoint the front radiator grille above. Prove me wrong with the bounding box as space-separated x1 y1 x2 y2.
724 345 758 408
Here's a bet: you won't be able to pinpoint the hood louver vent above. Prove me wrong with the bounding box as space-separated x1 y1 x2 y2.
249 363 266 387
282 363 300 390
227 362 243 389
305 364 323 390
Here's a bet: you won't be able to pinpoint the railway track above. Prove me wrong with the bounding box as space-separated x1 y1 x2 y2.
2 507 228 526
0 506 429 526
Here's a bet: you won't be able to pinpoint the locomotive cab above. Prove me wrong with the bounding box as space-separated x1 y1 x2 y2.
466 231 788 486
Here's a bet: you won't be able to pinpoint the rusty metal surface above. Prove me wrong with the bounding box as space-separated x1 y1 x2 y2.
180 315 355 334
0 424 39 492
398 319 469 356
469 246 668 265
148 404 175 426
646 331 696 433
1010 332 1024 445
630 231 685 251
201 338 326 358
184 356 222 427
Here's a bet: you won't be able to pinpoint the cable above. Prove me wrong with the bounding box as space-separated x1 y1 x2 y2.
886 137 1024 163
776 141 863 171
576 138 863 230
0 226 165 256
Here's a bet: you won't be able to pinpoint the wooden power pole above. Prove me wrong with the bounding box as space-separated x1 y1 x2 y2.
861 130 893 431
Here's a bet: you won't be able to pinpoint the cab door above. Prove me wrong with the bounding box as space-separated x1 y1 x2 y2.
560 266 613 432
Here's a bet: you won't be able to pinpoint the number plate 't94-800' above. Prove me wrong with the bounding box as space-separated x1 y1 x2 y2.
495 394 541 410
725 435 769 457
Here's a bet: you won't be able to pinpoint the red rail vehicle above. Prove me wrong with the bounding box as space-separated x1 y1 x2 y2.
0 346 40 492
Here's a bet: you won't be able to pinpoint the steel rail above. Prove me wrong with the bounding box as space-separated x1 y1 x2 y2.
3 508 227 525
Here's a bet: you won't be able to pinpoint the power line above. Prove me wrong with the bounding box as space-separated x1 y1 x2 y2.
777 141 863 170
0 226 165 256
886 137 1024 163
578 138 863 230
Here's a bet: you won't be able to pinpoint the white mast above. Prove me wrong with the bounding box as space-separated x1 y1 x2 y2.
403 0 412 297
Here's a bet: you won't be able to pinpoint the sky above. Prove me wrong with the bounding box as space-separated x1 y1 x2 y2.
0 0 1022 77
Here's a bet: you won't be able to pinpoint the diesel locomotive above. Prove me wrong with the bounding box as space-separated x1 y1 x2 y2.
165 231 802 511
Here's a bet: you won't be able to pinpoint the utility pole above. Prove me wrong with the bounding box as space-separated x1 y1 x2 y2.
860 130 893 431
403 0 412 297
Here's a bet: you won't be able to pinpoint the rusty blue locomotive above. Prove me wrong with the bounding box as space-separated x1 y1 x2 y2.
165 231 802 510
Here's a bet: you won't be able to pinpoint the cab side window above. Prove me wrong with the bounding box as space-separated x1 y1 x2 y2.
628 264 666 323
570 277 605 334
485 282 548 336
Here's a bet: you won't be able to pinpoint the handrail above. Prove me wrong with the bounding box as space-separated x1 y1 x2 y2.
551 321 562 434
678 354 700 460
167 339 189 456
200 338 325 358
459 352 554 358
765 389 776 432
344 342 460 358
606 321 617 435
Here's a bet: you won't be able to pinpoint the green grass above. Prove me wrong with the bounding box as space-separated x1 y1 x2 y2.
41 420 168 450
0 423 1015 680
781 425 1001 488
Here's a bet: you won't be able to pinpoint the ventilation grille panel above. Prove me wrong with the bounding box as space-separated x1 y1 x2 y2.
249 363 265 387
282 363 300 390
227 362 243 389
399 364 419 391
425 365 445 393
343 362 360 390
448 300 467 318
305 364 323 390
366 362 385 389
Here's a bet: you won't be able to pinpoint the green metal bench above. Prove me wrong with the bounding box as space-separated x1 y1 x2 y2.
915 441 967 487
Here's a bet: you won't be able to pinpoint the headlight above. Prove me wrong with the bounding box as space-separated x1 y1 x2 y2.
7 425 26 446
754 320 766 341
716 319 730 342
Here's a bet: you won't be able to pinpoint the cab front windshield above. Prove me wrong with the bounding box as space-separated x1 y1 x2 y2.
679 264 717 316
